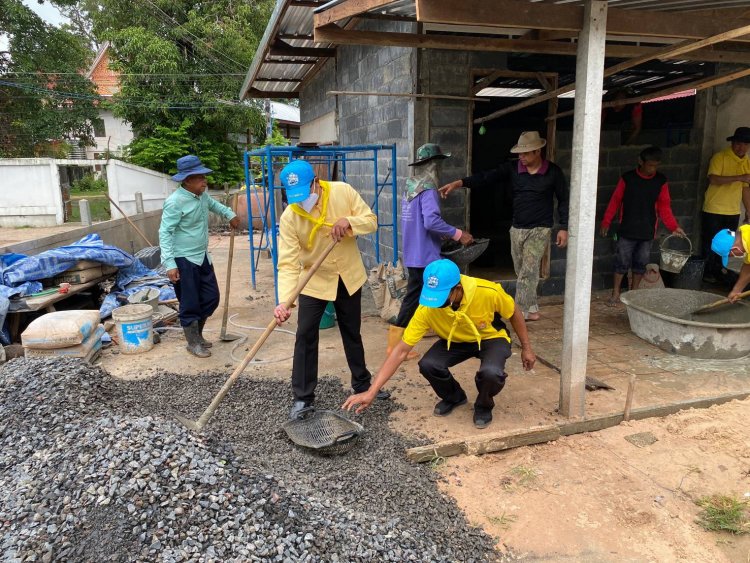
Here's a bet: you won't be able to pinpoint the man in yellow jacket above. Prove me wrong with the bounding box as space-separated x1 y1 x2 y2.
343 259 536 429
272 160 389 419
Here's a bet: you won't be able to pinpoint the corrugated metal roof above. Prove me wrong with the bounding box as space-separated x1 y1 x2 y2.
270 101 300 123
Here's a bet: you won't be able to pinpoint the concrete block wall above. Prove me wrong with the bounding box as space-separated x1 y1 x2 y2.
553 129 702 293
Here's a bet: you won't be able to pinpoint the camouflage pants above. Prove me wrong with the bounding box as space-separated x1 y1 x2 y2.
510 226 550 315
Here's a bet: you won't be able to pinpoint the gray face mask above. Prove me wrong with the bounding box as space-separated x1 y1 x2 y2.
298 191 319 213
406 160 440 201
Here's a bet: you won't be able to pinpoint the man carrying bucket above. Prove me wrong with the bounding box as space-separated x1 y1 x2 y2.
711 225 750 303
271 160 390 420
160 155 240 358
600 146 686 305
343 259 536 429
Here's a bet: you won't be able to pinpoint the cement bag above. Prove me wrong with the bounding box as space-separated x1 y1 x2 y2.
367 263 387 311
379 261 408 324
639 263 665 290
21 310 101 350
24 324 104 357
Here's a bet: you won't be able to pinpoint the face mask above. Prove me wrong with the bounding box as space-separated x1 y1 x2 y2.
298 192 319 213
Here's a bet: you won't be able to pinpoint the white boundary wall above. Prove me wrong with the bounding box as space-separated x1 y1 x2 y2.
0 159 64 227
106 160 177 218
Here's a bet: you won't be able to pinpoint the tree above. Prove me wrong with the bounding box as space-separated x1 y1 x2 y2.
0 0 99 157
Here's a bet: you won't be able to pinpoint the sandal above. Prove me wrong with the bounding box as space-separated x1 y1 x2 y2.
524 311 541 321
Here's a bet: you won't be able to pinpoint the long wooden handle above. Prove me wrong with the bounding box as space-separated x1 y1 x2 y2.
693 289 750 314
106 194 153 247
192 239 338 428
220 229 235 333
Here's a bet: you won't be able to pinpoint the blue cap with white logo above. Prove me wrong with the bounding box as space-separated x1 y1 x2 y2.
420 259 461 307
280 160 316 204
711 228 736 268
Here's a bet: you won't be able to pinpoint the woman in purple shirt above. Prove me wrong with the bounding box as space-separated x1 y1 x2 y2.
387 143 474 358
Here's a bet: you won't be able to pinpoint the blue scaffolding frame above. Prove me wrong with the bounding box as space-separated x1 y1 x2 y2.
243 144 399 303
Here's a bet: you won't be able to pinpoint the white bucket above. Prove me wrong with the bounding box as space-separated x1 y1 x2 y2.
659 234 692 274
112 304 154 354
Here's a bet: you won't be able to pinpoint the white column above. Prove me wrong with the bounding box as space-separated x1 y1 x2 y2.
79 199 92 226
560 0 608 418
135 191 144 215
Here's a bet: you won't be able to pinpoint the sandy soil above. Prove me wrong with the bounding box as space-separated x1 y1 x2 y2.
93 233 750 562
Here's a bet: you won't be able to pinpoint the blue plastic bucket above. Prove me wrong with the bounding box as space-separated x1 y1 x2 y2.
112 304 154 354
319 302 336 330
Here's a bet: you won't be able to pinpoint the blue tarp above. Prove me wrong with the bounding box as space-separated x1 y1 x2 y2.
99 260 175 320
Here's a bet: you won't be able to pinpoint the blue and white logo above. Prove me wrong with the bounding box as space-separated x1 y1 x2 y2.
287 172 299 186
426 275 439 289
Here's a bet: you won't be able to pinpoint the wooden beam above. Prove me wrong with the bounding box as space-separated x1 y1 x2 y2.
414 0 750 43
255 77 303 83
475 21 750 125
264 59 318 65
314 0 397 28
268 41 336 58
313 25 750 65
405 391 750 462
247 88 299 99
289 0 326 6
277 33 315 41
327 90 489 102
547 67 750 121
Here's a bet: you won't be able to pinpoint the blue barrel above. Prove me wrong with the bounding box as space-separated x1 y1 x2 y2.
319 302 336 330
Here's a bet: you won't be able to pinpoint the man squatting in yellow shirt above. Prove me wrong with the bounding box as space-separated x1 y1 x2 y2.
272 160 391 420
711 225 750 303
344 259 537 429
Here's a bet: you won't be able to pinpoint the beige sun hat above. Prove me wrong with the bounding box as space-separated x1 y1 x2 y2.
510 131 547 153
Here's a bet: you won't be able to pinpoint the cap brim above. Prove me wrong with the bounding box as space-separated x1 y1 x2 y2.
408 153 451 166
419 286 451 308
286 183 312 204
728 136 750 143
721 255 730 268
510 141 546 153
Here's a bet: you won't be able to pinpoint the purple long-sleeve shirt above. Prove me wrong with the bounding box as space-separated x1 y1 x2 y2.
401 189 459 268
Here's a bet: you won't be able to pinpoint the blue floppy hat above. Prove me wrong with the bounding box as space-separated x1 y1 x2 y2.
280 160 316 204
171 155 213 182
711 229 737 268
420 259 461 308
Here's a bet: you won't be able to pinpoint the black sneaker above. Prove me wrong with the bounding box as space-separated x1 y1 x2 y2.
289 400 313 420
433 396 468 417
473 407 493 429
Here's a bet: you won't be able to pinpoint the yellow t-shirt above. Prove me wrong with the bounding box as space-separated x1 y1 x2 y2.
703 147 750 215
402 275 516 348
741 224 750 265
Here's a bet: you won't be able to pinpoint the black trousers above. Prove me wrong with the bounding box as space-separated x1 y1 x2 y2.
701 211 740 278
174 256 220 327
394 267 424 328
418 338 511 410
292 277 371 402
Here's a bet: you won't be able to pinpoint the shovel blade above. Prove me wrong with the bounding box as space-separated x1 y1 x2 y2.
219 331 243 342
175 413 204 433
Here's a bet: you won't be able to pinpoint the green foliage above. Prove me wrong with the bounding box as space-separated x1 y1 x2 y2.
126 119 243 185
0 0 99 157
71 173 107 193
264 125 291 147
695 494 750 534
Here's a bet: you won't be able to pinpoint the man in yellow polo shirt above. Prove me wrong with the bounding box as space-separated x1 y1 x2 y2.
343 259 536 429
711 226 750 303
702 127 750 282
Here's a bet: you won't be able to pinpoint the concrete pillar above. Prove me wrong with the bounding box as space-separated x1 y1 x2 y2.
78 199 92 226
134 191 144 215
560 0 608 418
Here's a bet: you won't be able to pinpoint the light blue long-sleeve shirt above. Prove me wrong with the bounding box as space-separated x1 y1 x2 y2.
159 187 236 271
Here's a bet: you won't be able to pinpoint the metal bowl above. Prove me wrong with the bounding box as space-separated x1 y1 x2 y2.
440 238 490 267
282 409 364 456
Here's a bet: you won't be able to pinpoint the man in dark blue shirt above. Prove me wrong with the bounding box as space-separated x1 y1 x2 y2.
440 131 569 321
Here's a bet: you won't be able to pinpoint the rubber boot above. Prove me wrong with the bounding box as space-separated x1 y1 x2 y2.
386 325 419 361
184 321 211 358
197 318 213 348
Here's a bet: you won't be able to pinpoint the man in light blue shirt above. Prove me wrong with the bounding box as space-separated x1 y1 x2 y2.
159 155 240 357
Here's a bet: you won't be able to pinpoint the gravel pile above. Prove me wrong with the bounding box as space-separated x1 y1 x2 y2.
0 358 504 562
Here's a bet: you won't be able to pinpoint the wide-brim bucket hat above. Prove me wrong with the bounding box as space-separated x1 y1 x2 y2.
727 127 750 143
409 143 451 166
510 131 547 154
171 155 213 182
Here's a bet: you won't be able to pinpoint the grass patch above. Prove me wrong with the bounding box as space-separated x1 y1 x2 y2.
486 512 517 530
695 494 750 534
68 197 111 223
511 465 539 487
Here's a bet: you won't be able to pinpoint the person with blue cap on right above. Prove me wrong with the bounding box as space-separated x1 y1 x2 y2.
343 259 536 429
711 225 750 303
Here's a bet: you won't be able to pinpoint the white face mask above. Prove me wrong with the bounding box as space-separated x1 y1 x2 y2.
298 191 319 213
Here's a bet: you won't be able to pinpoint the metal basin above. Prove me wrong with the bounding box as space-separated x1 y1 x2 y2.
619 289 750 360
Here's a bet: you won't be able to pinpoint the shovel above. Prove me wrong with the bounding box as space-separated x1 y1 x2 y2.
219 228 242 341
692 289 750 315
176 239 338 432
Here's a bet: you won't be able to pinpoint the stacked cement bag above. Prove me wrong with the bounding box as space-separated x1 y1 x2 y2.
21 310 104 362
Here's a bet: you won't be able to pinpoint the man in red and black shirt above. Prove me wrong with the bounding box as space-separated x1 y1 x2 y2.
601 146 686 304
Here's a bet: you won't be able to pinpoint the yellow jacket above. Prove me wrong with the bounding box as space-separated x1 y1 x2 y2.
277 180 377 303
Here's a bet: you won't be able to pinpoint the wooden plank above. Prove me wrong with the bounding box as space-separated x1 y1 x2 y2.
313 25 750 65
247 88 299 99
406 391 750 463
415 0 750 42
327 90 489 102
268 41 336 58
314 0 397 28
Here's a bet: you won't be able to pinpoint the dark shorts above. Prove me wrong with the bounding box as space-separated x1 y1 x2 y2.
614 237 651 275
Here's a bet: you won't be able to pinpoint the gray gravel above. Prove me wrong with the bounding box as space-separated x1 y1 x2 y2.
0 357 507 562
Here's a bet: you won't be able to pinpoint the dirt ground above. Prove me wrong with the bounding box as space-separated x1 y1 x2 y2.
90 233 750 562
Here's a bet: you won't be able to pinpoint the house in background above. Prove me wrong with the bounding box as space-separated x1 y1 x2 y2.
271 101 300 144
85 41 134 160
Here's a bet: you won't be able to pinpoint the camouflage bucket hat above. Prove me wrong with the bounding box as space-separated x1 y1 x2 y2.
408 143 451 166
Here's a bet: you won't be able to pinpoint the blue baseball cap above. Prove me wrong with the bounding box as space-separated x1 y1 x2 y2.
711 229 736 268
171 155 213 182
420 259 461 307
280 160 315 204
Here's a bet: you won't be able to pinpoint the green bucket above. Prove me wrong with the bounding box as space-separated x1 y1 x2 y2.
319 302 336 330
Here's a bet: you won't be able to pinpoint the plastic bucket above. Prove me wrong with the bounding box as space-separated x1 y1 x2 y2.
112 304 154 354
662 256 705 290
127 287 160 313
319 302 336 330
659 234 692 273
